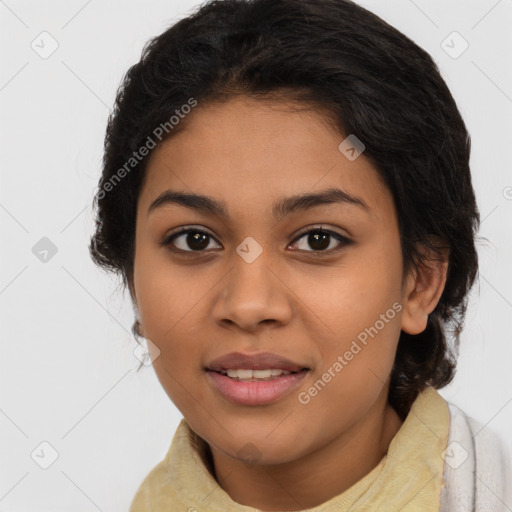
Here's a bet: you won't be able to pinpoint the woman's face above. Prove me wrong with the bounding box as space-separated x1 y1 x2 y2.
130 96 423 466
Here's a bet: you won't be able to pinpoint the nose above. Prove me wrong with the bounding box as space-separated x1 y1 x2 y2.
211 250 293 333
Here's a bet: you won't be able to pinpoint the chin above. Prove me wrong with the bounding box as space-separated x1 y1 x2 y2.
225 439 306 467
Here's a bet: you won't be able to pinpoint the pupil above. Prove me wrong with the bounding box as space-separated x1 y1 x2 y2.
188 232 209 250
309 231 329 250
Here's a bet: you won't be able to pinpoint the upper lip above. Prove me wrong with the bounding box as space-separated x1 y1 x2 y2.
206 352 309 372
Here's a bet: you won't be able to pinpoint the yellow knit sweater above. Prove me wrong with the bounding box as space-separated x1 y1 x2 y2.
130 386 450 511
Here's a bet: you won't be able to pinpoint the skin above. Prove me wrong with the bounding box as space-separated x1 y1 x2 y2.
129 96 448 510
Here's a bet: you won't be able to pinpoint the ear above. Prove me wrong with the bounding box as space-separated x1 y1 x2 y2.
401 243 449 335
128 275 146 338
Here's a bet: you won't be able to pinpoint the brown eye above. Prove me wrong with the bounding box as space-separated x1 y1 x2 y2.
162 225 351 256
163 228 221 252
289 228 351 254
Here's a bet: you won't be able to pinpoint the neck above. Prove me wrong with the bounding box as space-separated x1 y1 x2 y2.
208 387 404 511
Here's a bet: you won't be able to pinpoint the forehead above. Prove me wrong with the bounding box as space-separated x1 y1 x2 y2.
138 96 394 221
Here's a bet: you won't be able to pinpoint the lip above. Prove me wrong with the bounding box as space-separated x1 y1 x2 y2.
205 351 310 406
206 369 309 405
206 351 308 372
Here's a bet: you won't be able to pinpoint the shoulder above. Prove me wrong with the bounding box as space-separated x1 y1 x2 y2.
446 400 510 467
128 457 180 512
128 419 212 512
439 400 512 512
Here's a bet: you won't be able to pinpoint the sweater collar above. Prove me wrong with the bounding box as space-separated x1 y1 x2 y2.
131 386 450 511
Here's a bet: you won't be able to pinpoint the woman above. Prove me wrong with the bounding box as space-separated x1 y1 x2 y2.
89 0 511 509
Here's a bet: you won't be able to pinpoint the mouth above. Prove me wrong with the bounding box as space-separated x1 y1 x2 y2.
206 351 309 373
205 352 310 405
213 368 306 381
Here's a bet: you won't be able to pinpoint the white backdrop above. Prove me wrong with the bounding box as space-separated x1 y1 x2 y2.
1 0 511 510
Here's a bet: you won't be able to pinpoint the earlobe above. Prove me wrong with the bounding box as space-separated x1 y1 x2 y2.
401 250 449 335
129 279 145 338
135 319 145 338
132 302 146 338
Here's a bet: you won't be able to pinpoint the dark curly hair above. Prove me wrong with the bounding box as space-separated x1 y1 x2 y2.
89 0 480 420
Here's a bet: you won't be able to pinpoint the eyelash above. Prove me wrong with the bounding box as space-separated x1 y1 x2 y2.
161 225 352 256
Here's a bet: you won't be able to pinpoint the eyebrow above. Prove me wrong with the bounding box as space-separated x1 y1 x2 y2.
147 186 369 219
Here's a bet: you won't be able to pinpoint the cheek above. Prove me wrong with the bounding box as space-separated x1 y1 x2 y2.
134 243 199 337
294 247 403 402
293 248 403 342
296 304 402 444
139 283 208 411
136 276 203 372
133 247 212 364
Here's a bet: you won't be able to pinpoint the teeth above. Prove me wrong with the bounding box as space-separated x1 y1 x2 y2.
253 369 272 378
221 369 293 381
235 369 253 379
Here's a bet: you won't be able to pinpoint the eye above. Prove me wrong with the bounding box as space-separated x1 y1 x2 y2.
289 226 351 254
162 227 221 253
162 225 351 255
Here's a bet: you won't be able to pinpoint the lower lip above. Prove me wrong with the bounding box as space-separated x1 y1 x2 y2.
206 370 309 406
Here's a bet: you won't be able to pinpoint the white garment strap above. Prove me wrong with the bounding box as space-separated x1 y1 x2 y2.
439 401 512 512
